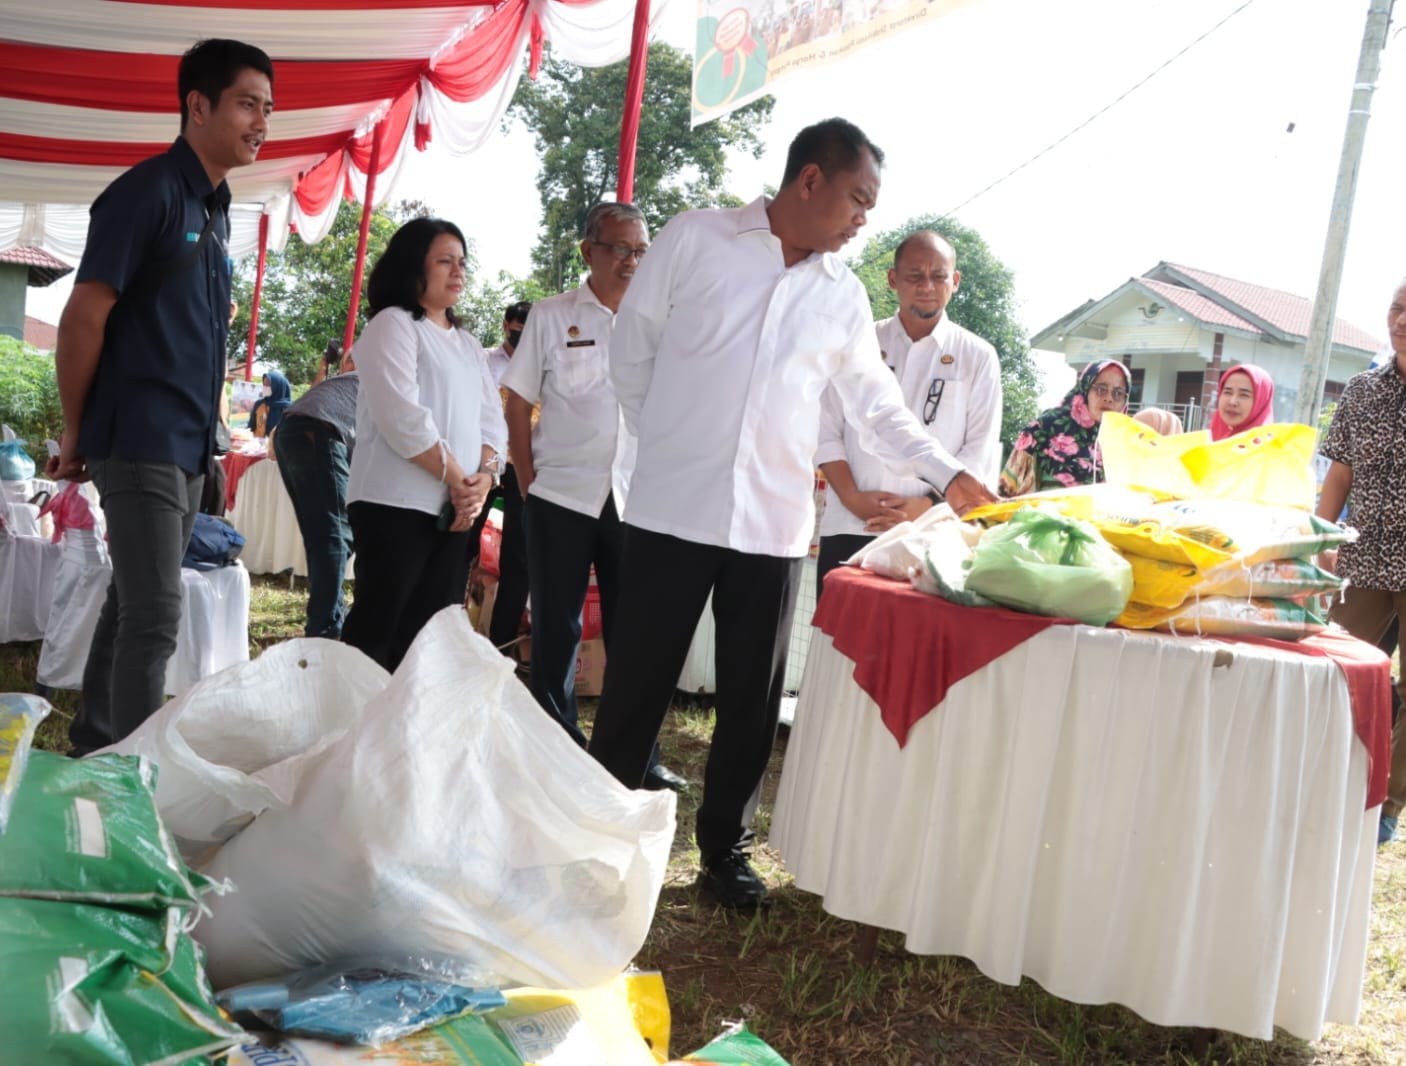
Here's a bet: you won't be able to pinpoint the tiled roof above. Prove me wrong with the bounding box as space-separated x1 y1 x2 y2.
1155 263 1381 353
1137 278 1262 335
23 315 58 351
0 245 74 287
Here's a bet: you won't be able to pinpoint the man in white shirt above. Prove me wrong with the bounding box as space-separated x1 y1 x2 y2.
815 230 1003 596
486 300 530 386
502 204 683 791
588 119 996 909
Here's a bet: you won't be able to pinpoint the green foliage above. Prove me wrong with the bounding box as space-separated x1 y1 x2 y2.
850 215 1041 450
1317 400 1337 441
507 42 773 293
228 199 446 386
0 335 61 463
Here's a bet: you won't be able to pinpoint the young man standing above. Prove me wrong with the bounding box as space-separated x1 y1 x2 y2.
48 39 275 752
589 119 995 908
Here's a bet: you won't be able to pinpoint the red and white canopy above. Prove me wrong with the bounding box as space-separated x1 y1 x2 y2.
0 0 663 260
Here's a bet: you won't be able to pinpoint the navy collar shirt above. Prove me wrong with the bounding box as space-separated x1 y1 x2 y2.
77 137 232 475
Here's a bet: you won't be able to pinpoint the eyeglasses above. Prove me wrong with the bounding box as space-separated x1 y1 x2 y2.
1090 384 1128 403
923 379 946 425
591 241 649 262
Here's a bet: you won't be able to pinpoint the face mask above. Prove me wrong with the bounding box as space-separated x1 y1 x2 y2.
261 385 273 397
506 328 523 349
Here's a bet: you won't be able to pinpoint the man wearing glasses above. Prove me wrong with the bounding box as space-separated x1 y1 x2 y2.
501 202 685 792
814 230 1002 594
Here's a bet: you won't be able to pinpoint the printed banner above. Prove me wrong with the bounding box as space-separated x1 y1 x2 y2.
692 0 977 126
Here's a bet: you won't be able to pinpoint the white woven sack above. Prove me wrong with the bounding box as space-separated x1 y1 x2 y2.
195 607 677 991
103 638 389 860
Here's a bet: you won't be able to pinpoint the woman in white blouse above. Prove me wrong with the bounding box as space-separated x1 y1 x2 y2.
341 218 507 670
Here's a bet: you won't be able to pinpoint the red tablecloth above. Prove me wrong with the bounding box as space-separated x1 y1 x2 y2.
813 567 1394 808
221 452 265 512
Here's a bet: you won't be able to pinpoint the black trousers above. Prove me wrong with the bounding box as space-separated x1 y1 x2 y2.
588 525 800 860
815 532 872 604
522 493 622 744
488 465 530 650
342 501 472 672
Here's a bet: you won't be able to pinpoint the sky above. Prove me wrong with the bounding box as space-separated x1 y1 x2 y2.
25 0 1405 398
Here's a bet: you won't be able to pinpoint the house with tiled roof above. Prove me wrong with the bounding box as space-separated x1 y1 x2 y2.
1030 263 1383 429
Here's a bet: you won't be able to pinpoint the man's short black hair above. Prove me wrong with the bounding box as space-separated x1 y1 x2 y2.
367 217 468 326
503 300 532 325
781 118 883 186
179 39 274 130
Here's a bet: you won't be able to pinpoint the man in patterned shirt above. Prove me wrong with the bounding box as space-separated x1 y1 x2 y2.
1317 277 1406 845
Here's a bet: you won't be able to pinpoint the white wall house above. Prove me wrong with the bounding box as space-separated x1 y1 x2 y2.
1030 262 1383 429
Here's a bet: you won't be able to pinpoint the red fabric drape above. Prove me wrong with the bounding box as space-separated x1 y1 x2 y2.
342 119 385 355
616 0 651 203
0 129 349 167
245 212 270 382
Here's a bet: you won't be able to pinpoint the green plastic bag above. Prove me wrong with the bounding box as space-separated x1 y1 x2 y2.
0 896 245 1065
964 508 1133 626
683 1023 791 1065
0 751 212 911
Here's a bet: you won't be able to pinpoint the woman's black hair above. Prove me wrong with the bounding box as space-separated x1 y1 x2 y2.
366 217 467 325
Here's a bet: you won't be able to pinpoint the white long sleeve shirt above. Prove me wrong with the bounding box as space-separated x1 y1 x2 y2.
816 313 1003 536
500 283 634 518
611 197 966 558
347 308 507 516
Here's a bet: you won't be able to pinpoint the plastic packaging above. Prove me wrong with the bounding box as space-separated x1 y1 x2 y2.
676 1023 790 1065
0 895 245 1065
0 424 37 481
1116 596 1328 640
964 508 1133 626
0 750 216 912
1097 411 1209 498
217 957 507 1046
1125 554 1343 610
0 693 50 834
196 607 676 991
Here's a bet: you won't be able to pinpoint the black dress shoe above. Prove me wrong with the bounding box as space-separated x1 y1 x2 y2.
642 764 689 792
697 846 768 909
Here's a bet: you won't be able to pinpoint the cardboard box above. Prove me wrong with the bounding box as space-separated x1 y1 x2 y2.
574 637 606 697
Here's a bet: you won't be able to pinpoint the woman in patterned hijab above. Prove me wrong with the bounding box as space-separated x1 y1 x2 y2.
999 360 1131 496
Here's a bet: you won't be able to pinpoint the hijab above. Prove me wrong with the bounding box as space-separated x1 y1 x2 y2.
251 370 293 437
1208 364 1274 441
1000 360 1131 496
1132 407 1184 436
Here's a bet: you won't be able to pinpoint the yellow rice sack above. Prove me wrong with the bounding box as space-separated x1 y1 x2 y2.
1179 422 1318 510
1097 412 1209 498
1116 596 1327 640
1125 555 1344 609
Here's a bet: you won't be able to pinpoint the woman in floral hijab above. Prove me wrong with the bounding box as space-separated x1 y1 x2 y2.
999 360 1131 496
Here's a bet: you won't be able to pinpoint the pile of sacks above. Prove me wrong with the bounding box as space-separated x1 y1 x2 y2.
0 694 245 1064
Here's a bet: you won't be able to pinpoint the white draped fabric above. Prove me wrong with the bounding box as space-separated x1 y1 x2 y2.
773 627 1377 1042
0 0 670 257
226 457 308 578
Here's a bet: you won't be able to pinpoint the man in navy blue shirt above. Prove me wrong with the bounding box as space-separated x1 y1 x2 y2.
47 39 275 751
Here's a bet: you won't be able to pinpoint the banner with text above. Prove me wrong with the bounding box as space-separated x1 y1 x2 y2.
692 0 976 126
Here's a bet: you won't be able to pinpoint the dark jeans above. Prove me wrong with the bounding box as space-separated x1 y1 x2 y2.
273 414 353 638
71 458 203 752
488 465 530 651
522 493 622 744
342 501 471 672
588 525 800 860
816 533 872 603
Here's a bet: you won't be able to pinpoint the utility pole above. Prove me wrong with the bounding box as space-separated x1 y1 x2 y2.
1295 0 1395 428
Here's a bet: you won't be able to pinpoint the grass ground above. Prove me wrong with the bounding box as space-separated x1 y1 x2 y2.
5 573 1403 1064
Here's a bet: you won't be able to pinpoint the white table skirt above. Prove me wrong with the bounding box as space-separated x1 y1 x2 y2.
36 560 251 696
227 457 307 577
773 626 1376 1042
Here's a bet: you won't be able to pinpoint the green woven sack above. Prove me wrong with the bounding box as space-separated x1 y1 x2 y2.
0 751 211 910
0 896 244 1065
965 508 1133 626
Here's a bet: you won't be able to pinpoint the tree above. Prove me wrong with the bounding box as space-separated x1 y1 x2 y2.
228 199 446 385
0 335 61 466
850 216 1041 452
507 42 773 293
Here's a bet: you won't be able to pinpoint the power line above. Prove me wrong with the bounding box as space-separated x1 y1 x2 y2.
940 0 1260 219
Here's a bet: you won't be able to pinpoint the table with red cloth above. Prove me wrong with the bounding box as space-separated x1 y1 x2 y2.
221 450 265 513
772 567 1391 1042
